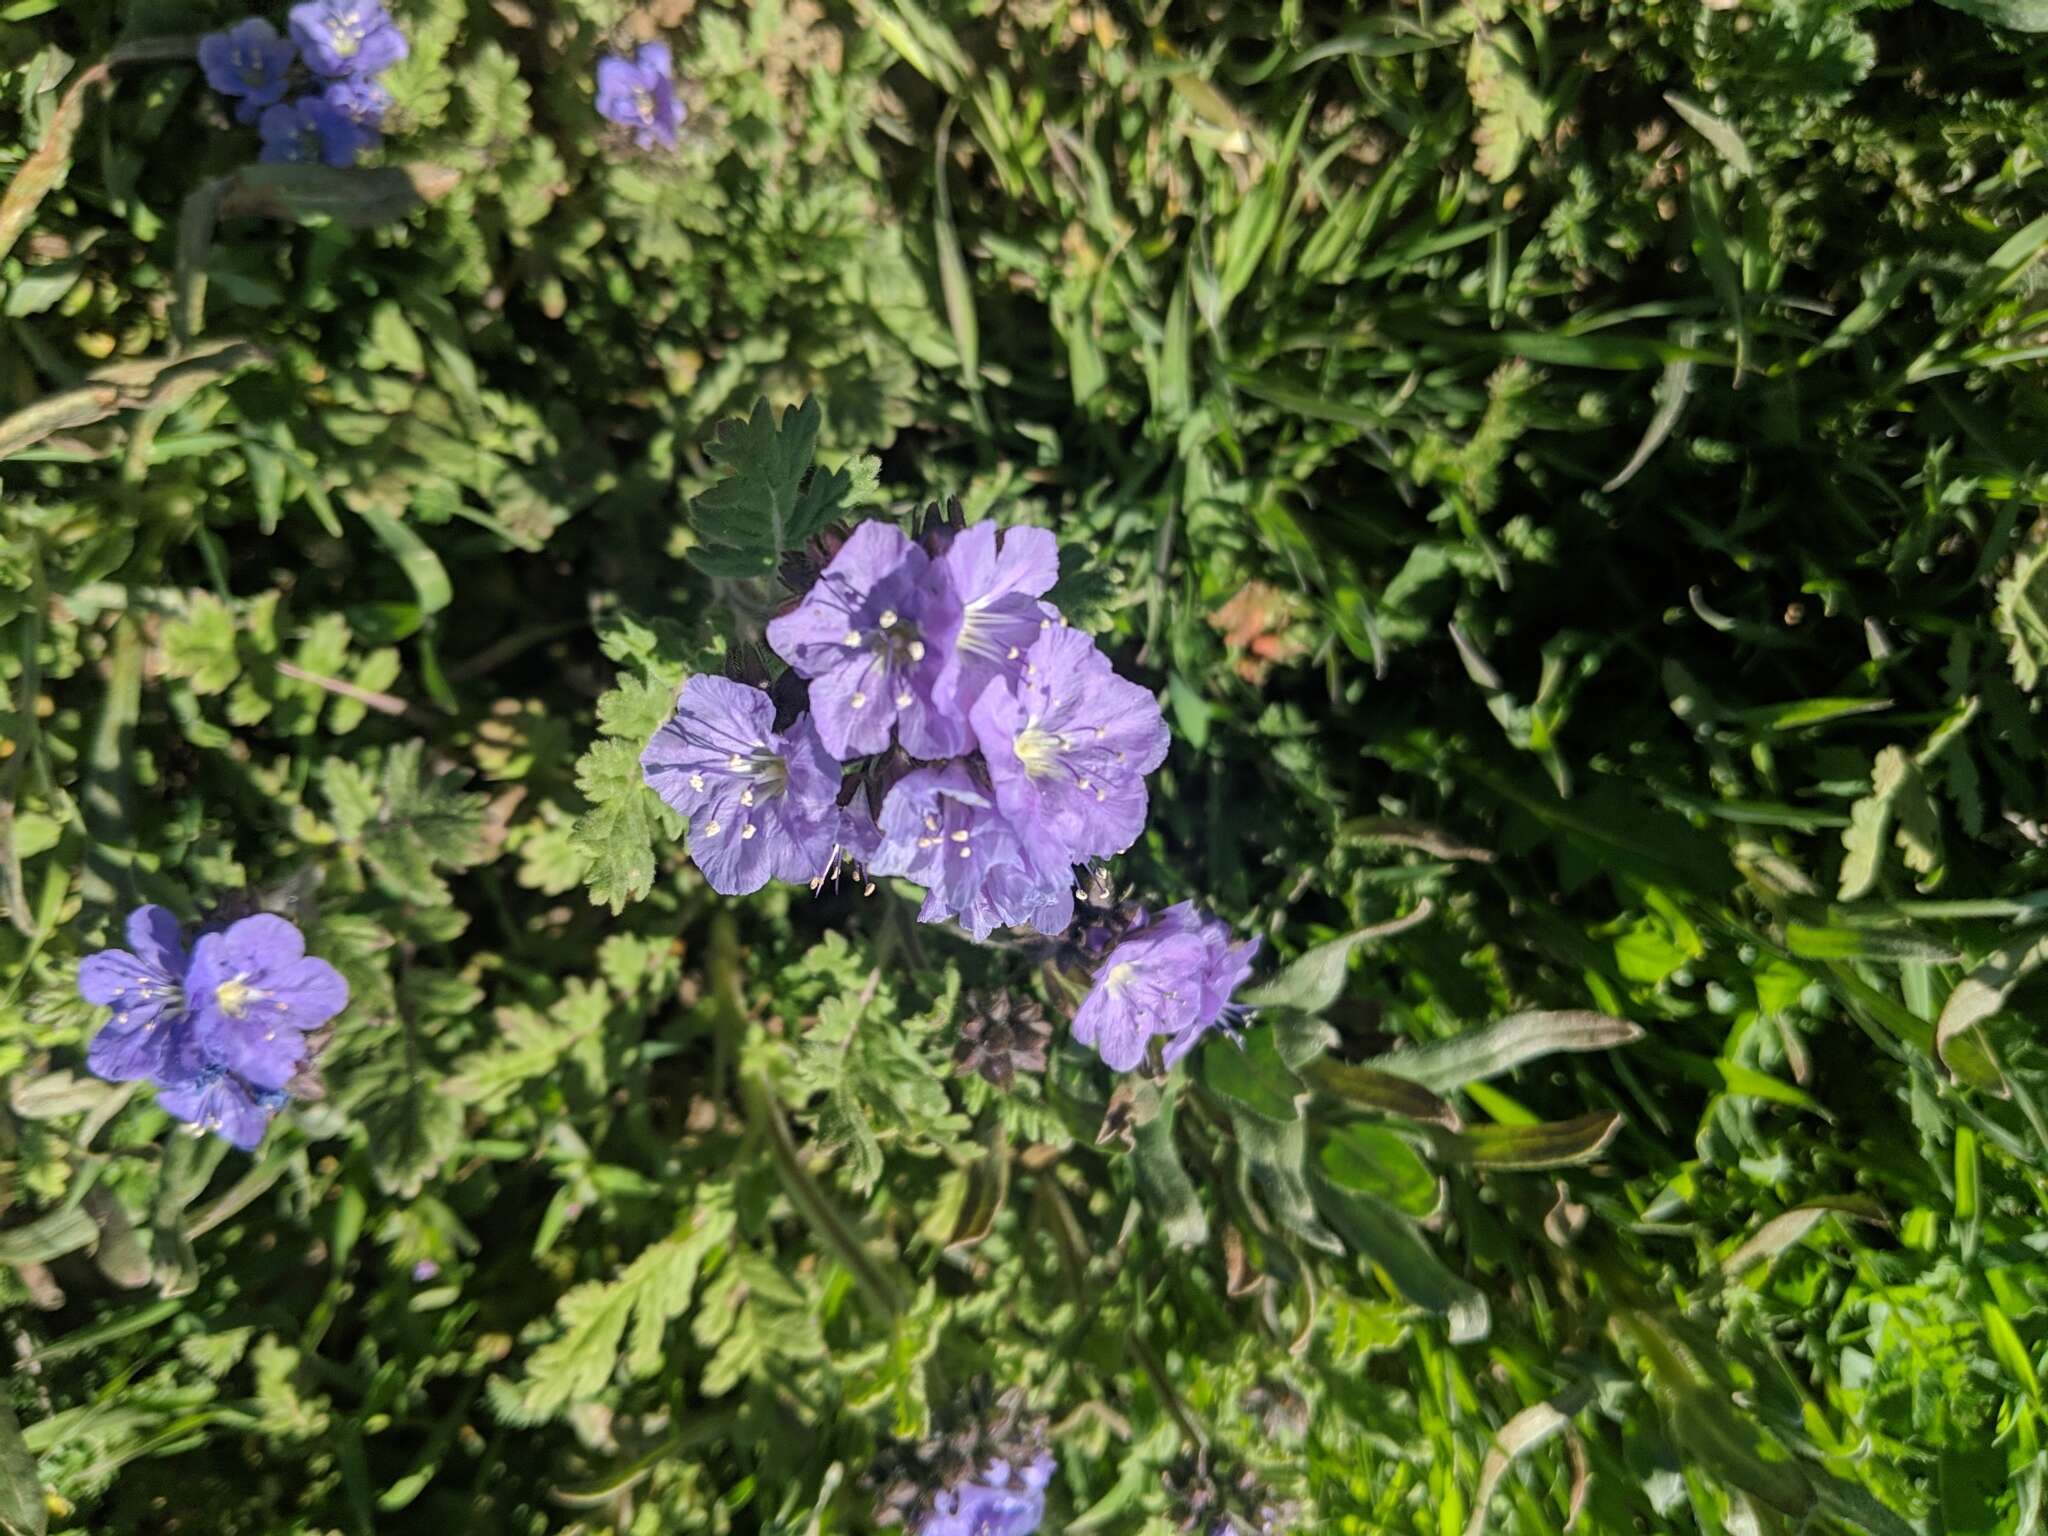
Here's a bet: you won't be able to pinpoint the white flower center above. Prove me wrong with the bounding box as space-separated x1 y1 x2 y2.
1012 724 1063 778
214 974 261 1017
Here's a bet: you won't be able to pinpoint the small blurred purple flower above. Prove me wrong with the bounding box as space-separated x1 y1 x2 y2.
322 74 391 128
288 0 408 79
411 1259 441 1283
917 1453 1054 1536
258 96 377 167
927 522 1059 721
78 905 201 1084
641 676 844 895
765 521 965 761
1071 903 1259 1071
870 765 1074 940
186 914 350 1091
595 41 686 151
970 624 1169 866
197 19 298 124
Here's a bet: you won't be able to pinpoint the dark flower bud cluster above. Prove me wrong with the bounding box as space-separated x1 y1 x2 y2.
76 904 348 1149
1161 1451 1303 1536
953 989 1052 1088
198 3 407 169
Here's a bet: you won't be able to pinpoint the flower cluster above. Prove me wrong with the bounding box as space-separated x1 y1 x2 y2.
642 517 1170 942
868 1388 1055 1536
198 2 406 169
595 42 686 151
77 905 348 1149
1071 902 1259 1072
918 1456 1054 1536
1161 1452 1302 1536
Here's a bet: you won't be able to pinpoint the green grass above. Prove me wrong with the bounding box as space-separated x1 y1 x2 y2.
4 1 2048 1533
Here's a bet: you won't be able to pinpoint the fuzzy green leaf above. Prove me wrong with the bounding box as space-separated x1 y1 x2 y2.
498 1198 734 1424
688 397 824 554
571 737 670 913
357 741 491 904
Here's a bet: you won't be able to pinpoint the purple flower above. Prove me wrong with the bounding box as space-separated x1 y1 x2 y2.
78 905 201 1084
970 624 1169 866
640 676 844 895
287 0 408 79
78 905 344 1150
926 523 1060 721
595 42 686 151
918 1454 1055 1536
197 19 298 124
322 75 391 127
155 1063 289 1151
259 96 378 167
870 765 1074 940
765 521 965 761
1071 903 1259 1071
186 914 350 1091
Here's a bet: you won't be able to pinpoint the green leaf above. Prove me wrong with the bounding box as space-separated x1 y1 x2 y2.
1784 921 1959 965
1318 1123 1439 1217
1981 1300 2042 1401
1128 1097 1209 1249
1429 1111 1625 1170
1315 1178 1490 1342
1721 1196 1886 1277
1997 539 2048 690
498 1198 735 1424
688 397 825 556
1303 1058 1462 1127
358 1083 461 1201
0 1394 46 1536
1663 92 1754 177
0 1204 97 1265
685 542 779 580
596 673 683 746
1366 1010 1643 1093
1463 1385 1593 1536
1200 1028 1305 1122
354 508 453 616
216 162 462 226
444 995 602 1111
357 741 491 904
1239 924 1403 1013
1666 1385 1813 1515
1467 37 1544 184
0 339 269 462
1935 931 2048 1094
571 736 671 913
1715 1058 1830 1118
161 592 240 695
1227 1107 1341 1254
842 1285 947 1438
1627 1314 1813 1516
1932 0 2048 31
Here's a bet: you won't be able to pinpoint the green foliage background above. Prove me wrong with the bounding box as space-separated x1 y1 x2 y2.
4 0 2048 1532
